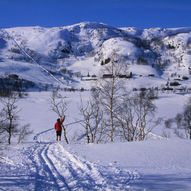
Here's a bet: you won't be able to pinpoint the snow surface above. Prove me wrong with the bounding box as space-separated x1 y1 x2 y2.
0 91 191 191
98 37 141 61
1 22 191 190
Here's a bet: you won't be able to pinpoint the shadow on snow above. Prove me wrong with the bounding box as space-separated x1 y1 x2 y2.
131 173 191 191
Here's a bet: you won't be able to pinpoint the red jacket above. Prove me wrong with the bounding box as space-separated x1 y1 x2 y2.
54 117 65 131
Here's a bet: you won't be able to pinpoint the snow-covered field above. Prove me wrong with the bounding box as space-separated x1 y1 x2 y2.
0 91 191 191
1 22 191 190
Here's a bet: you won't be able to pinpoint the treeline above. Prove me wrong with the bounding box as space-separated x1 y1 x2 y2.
0 74 35 92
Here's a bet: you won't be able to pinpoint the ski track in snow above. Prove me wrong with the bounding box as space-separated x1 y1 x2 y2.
0 125 140 190
0 127 139 191
2 125 191 190
28 143 61 191
28 126 139 190
25 141 139 191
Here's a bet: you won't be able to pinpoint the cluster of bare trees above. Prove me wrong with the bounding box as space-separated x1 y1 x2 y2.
165 97 191 139
80 59 160 143
116 90 160 142
80 89 159 143
0 92 32 145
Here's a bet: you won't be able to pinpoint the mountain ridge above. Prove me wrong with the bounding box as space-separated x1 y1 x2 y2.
0 22 191 91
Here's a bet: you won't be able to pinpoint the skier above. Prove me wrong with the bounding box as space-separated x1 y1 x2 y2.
54 116 65 141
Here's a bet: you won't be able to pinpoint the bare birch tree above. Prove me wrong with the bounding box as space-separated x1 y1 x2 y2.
173 97 191 139
0 93 20 144
80 90 104 143
97 57 125 142
182 105 191 140
117 90 159 141
50 90 69 144
17 124 33 144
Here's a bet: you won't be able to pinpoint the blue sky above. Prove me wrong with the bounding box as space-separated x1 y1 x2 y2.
0 0 191 29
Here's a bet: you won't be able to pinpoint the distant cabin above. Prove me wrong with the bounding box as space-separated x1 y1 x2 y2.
81 76 97 81
102 74 113 78
103 72 132 79
148 74 155 77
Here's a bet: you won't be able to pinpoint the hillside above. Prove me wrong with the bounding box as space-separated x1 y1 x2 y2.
1 22 191 91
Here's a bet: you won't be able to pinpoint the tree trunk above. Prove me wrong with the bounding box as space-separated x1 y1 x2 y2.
8 120 12 144
110 62 115 142
110 97 114 142
86 125 90 143
62 125 69 144
8 129 11 145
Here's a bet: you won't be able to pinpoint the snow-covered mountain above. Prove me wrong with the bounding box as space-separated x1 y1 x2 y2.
1 22 191 90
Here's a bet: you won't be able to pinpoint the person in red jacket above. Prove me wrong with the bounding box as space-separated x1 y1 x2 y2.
54 116 65 141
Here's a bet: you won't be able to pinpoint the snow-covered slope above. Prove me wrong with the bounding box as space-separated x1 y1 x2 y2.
1 22 191 90
1 138 191 191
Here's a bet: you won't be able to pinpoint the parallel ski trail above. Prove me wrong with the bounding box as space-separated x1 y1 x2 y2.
42 144 71 191
28 142 107 190
26 143 61 191
46 143 140 190
3 137 140 191
26 124 141 190
47 143 106 190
